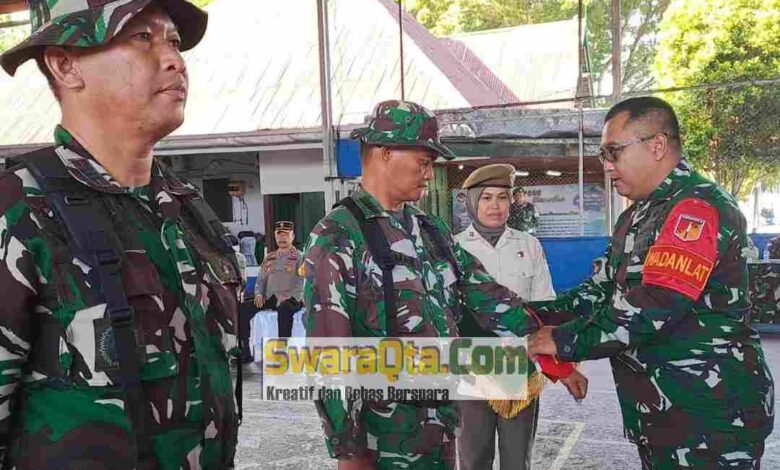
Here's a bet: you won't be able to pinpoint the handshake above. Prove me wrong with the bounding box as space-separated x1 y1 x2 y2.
530 325 588 402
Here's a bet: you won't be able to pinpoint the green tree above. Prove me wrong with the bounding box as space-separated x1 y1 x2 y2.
655 0 780 200
405 0 671 93
0 15 26 54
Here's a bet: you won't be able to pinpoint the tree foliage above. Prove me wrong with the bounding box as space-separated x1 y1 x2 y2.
655 0 780 200
405 0 670 93
0 15 26 54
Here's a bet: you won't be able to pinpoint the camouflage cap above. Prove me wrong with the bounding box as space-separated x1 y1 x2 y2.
1 0 208 76
350 100 455 160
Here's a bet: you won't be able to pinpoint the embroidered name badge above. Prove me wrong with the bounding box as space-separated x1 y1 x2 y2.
674 215 705 242
643 245 714 295
642 198 719 300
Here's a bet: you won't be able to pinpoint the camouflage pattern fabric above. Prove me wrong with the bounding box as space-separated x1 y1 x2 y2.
532 160 774 465
0 126 241 469
764 235 780 260
349 100 456 160
748 262 780 324
0 0 207 76
638 438 765 470
507 202 539 233
302 189 541 469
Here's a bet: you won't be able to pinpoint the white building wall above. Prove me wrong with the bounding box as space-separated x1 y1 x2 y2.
169 152 265 236
168 147 325 237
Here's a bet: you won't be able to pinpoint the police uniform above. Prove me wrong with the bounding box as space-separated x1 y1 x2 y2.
254 221 304 338
0 2 242 468
534 160 774 469
303 101 571 470
455 164 556 470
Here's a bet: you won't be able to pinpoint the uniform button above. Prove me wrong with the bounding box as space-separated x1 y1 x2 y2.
563 346 572 353
330 437 340 445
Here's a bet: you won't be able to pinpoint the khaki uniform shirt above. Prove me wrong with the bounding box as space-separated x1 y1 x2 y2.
254 248 304 300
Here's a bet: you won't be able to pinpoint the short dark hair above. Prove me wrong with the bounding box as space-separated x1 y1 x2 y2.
34 49 61 101
605 96 680 140
360 142 379 159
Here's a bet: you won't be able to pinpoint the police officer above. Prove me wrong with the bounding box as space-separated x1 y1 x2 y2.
528 97 774 469
254 221 304 338
0 1 242 469
302 100 579 470
508 186 540 233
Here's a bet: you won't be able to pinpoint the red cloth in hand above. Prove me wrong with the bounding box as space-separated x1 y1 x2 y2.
535 354 576 381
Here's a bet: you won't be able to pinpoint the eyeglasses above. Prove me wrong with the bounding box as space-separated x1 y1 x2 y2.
598 133 677 164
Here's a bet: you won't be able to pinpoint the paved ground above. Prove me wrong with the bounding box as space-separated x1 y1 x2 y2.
234 335 780 469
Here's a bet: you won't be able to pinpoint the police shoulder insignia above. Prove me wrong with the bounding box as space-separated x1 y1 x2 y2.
642 198 719 300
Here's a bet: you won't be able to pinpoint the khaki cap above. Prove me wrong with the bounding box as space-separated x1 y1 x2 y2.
462 164 516 190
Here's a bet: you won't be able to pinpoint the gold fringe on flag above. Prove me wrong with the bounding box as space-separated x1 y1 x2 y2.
487 372 546 419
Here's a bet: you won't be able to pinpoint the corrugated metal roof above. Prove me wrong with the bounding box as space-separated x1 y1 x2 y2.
0 0 516 147
446 18 582 104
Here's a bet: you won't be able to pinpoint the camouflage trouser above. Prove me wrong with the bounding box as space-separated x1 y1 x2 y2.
637 439 765 470
364 402 457 470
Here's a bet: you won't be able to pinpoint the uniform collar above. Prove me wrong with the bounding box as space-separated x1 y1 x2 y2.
462 223 517 243
52 125 198 196
647 159 694 202
350 188 424 220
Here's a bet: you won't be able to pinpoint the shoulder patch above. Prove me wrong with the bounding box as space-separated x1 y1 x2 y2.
642 198 719 300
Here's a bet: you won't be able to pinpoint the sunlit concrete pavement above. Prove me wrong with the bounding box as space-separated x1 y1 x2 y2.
234 335 780 470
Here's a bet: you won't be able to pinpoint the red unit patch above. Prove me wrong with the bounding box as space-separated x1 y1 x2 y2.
643 245 715 295
642 198 719 300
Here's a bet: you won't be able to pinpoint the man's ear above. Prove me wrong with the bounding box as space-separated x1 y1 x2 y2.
44 46 85 92
652 133 670 162
381 146 393 163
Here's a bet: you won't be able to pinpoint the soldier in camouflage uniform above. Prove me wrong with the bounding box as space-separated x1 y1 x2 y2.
0 1 241 469
748 262 780 324
763 235 780 260
302 100 579 470
529 97 774 469
508 187 539 233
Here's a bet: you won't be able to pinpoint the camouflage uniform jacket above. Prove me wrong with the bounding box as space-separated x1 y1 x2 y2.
765 235 780 260
534 160 774 449
303 189 540 468
508 202 539 233
0 127 241 470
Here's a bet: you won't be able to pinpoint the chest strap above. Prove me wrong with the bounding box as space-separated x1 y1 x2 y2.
339 197 461 332
24 148 157 469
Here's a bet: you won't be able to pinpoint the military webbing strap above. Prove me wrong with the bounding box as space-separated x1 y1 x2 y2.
24 148 158 470
338 197 461 331
178 195 244 426
417 215 462 282
339 197 399 331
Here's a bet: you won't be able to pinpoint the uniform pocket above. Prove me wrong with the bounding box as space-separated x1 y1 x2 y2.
122 252 178 380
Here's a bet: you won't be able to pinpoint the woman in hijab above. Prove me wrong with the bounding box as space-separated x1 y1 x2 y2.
455 163 585 470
